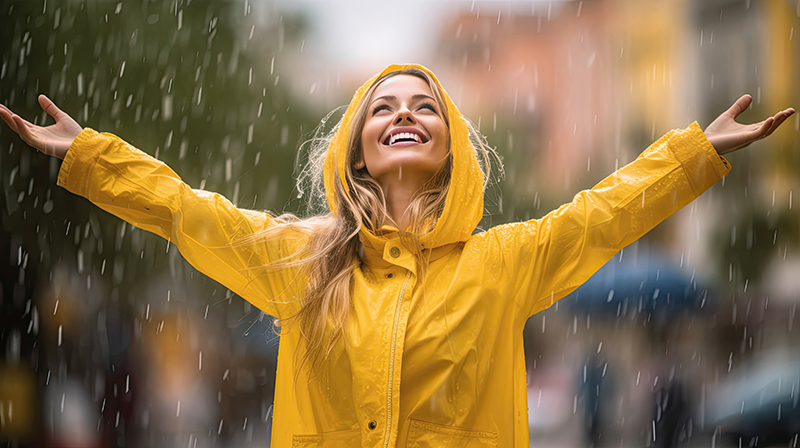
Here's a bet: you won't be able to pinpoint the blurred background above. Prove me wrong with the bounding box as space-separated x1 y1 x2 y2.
1 0 799 447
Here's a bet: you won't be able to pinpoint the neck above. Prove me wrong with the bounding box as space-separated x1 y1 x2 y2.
378 168 430 231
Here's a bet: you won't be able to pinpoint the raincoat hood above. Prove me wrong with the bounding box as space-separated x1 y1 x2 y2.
323 64 485 249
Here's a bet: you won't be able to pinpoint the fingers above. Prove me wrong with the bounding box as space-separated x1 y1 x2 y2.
764 108 795 138
759 117 774 136
1 103 39 132
12 114 37 145
725 94 753 119
0 104 20 133
38 94 65 122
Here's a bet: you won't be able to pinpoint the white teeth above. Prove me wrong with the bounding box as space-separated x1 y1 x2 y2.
389 132 422 145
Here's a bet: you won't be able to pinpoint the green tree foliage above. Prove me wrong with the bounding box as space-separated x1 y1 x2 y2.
1 0 317 301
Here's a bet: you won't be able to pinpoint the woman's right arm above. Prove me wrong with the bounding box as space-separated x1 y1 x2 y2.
1 95 304 319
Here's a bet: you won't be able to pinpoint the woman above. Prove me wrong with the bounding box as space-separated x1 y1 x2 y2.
0 64 794 447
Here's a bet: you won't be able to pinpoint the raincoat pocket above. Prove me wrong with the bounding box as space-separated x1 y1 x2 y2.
291 428 361 448
406 419 498 447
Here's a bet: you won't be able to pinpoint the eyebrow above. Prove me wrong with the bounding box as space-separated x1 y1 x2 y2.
370 94 436 105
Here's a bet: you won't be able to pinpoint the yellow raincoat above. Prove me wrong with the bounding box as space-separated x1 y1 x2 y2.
58 64 730 447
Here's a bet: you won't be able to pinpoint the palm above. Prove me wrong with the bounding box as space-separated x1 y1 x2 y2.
705 95 794 155
0 95 81 159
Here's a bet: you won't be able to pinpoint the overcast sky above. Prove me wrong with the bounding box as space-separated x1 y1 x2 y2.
273 0 575 73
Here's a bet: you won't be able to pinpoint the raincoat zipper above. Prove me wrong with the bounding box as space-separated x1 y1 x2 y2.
383 270 412 448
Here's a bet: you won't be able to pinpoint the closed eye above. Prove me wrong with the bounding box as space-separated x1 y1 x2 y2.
418 102 437 113
372 104 391 115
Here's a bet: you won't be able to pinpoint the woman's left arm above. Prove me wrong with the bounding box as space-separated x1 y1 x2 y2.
490 96 793 318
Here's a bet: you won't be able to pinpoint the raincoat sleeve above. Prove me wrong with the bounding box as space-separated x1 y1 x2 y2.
489 122 730 318
57 128 305 319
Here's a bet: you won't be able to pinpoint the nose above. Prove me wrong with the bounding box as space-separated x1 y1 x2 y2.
394 106 416 125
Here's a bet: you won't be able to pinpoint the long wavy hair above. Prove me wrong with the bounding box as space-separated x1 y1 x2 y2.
244 68 498 371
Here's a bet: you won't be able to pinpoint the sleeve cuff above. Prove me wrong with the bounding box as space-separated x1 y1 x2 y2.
674 122 731 176
668 122 731 195
57 128 108 196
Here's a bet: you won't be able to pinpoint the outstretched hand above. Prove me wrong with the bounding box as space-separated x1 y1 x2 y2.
705 95 795 155
0 95 82 160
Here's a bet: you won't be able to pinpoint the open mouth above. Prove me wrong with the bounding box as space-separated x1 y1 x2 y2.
384 130 428 146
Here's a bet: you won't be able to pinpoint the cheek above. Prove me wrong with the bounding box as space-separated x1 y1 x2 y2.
361 119 384 150
435 125 449 153
358 131 381 171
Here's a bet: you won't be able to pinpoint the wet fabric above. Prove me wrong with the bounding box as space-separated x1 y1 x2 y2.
58 64 730 447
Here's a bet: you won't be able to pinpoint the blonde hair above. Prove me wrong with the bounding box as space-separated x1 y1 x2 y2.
249 68 500 371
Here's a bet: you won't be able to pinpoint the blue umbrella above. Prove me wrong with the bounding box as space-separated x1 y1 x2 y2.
565 248 714 324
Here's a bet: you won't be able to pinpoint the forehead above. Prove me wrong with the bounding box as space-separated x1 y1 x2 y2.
370 75 434 101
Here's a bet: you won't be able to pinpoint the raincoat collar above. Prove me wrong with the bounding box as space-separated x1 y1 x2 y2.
323 64 485 254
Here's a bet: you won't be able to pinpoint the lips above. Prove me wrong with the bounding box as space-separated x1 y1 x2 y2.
383 128 429 146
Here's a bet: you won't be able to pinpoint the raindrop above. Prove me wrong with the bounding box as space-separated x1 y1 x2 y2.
162 95 173 120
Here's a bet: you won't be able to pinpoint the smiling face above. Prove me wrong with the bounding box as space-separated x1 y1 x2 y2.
356 74 450 188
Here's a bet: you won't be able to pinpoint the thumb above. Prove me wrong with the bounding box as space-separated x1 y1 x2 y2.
724 94 753 120
38 94 67 122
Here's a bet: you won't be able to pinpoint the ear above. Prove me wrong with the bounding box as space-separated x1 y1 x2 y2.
353 155 366 170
